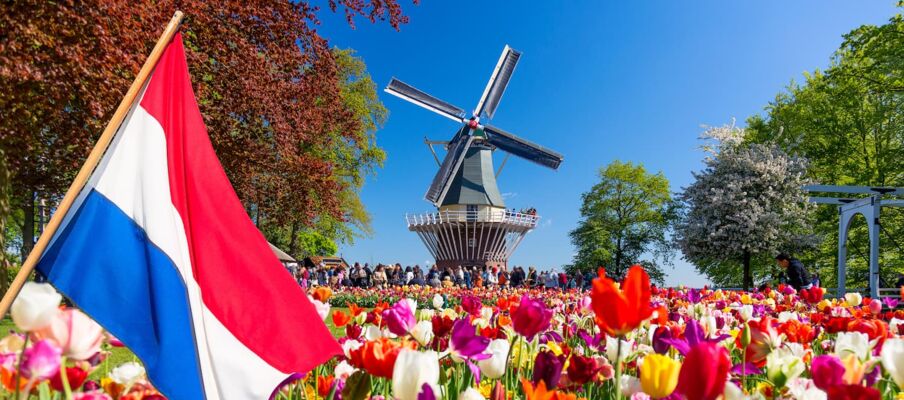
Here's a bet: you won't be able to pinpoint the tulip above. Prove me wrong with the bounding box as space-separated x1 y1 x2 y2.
332 311 351 327
532 350 565 389
449 319 490 361
411 320 434 346
566 353 600 385
50 366 88 391
639 354 679 399
349 337 414 379
20 339 61 380
810 354 845 390
11 282 62 331
765 347 805 388
590 266 653 336
511 295 552 340
309 297 330 321
392 349 440 400
477 339 510 380
675 342 731 400
109 361 145 385
383 299 417 336
345 323 361 340
311 286 332 302
825 384 880 400
459 387 485 400
843 292 862 307
880 338 904 388
605 335 633 365
834 331 872 361
34 308 104 361
461 296 483 316
432 294 444 310
333 360 357 380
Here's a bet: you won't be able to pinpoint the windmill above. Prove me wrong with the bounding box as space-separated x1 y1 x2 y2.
386 46 564 270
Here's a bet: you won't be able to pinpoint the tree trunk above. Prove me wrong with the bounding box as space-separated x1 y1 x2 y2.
288 222 299 256
21 191 35 263
743 250 752 291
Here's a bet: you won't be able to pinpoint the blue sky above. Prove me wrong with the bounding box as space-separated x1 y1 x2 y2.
318 2 900 287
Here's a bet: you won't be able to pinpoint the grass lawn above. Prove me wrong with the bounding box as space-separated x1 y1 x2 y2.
0 307 350 380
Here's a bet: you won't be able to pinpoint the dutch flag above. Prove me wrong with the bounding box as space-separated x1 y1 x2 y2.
35 33 341 399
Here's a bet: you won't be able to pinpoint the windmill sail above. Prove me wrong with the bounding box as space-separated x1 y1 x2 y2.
475 46 521 119
425 131 474 205
482 124 564 170
385 78 467 122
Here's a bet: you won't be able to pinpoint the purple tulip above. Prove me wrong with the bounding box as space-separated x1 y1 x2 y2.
661 320 730 356
883 297 899 309
686 289 701 303
461 296 483 316
577 329 602 349
21 339 61 380
810 355 845 390
532 350 565 389
382 299 416 336
730 362 763 376
449 319 490 361
417 383 436 400
511 295 552 340
652 325 672 354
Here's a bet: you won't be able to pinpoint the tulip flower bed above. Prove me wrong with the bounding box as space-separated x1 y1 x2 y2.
3 267 904 400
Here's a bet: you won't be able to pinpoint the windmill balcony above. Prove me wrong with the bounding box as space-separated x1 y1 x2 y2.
405 209 540 227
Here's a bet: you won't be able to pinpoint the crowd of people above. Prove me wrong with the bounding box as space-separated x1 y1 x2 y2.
292 262 594 291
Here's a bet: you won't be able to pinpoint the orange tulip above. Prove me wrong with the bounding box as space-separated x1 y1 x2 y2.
348 338 415 379
590 266 653 336
317 375 335 397
497 314 512 328
521 378 583 400
347 302 365 317
312 287 332 303
332 311 351 327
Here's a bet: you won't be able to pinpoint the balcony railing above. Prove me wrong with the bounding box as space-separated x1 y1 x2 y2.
406 210 540 227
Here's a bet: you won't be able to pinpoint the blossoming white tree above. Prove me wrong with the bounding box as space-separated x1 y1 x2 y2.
675 122 815 289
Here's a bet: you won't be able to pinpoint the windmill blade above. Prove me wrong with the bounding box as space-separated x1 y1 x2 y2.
385 78 467 122
425 134 474 205
474 46 521 120
482 124 563 170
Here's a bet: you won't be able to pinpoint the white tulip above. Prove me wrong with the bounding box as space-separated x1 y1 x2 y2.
618 375 641 396
480 307 493 321
739 305 754 321
392 349 440 400
459 387 485 400
334 360 358 380
844 292 862 307
766 347 805 387
880 338 904 388
364 325 383 341
433 294 444 310
308 296 330 321
110 362 146 385
605 336 633 365
478 339 510 379
342 339 362 358
411 320 434 346
419 309 435 321
889 318 904 336
11 282 62 331
834 331 872 361
786 378 827 400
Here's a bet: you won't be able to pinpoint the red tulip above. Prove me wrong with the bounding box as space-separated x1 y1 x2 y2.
49 366 88 391
565 354 600 385
676 342 731 400
511 295 553 340
825 384 880 400
589 266 653 336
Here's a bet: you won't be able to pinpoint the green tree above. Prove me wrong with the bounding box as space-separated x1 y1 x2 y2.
744 10 904 289
569 161 674 284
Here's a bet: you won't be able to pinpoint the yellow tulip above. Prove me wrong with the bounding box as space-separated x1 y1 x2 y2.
639 354 680 399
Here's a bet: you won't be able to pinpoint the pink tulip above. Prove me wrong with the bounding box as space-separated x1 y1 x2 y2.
868 299 882 315
20 339 61 380
33 308 104 361
73 391 114 400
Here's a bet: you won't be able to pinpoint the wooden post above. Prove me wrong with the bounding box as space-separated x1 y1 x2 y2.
0 11 185 318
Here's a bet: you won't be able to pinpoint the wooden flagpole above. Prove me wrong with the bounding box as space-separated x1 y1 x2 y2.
0 11 185 318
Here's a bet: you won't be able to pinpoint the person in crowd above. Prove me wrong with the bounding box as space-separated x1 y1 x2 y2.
372 265 387 289
405 266 414 285
498 269 508 288
558 271 568 291
463 267 472 288
544 271 558 290
410 269 426 286
510 266 524 287
574 271 584 290
775 253 812 291
527 266 538 288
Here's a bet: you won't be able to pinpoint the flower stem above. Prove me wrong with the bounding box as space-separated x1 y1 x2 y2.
14 334 29 400
615 336 623 399
60 356 72 400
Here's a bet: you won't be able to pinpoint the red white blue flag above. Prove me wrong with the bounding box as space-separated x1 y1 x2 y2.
36 33 341 399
